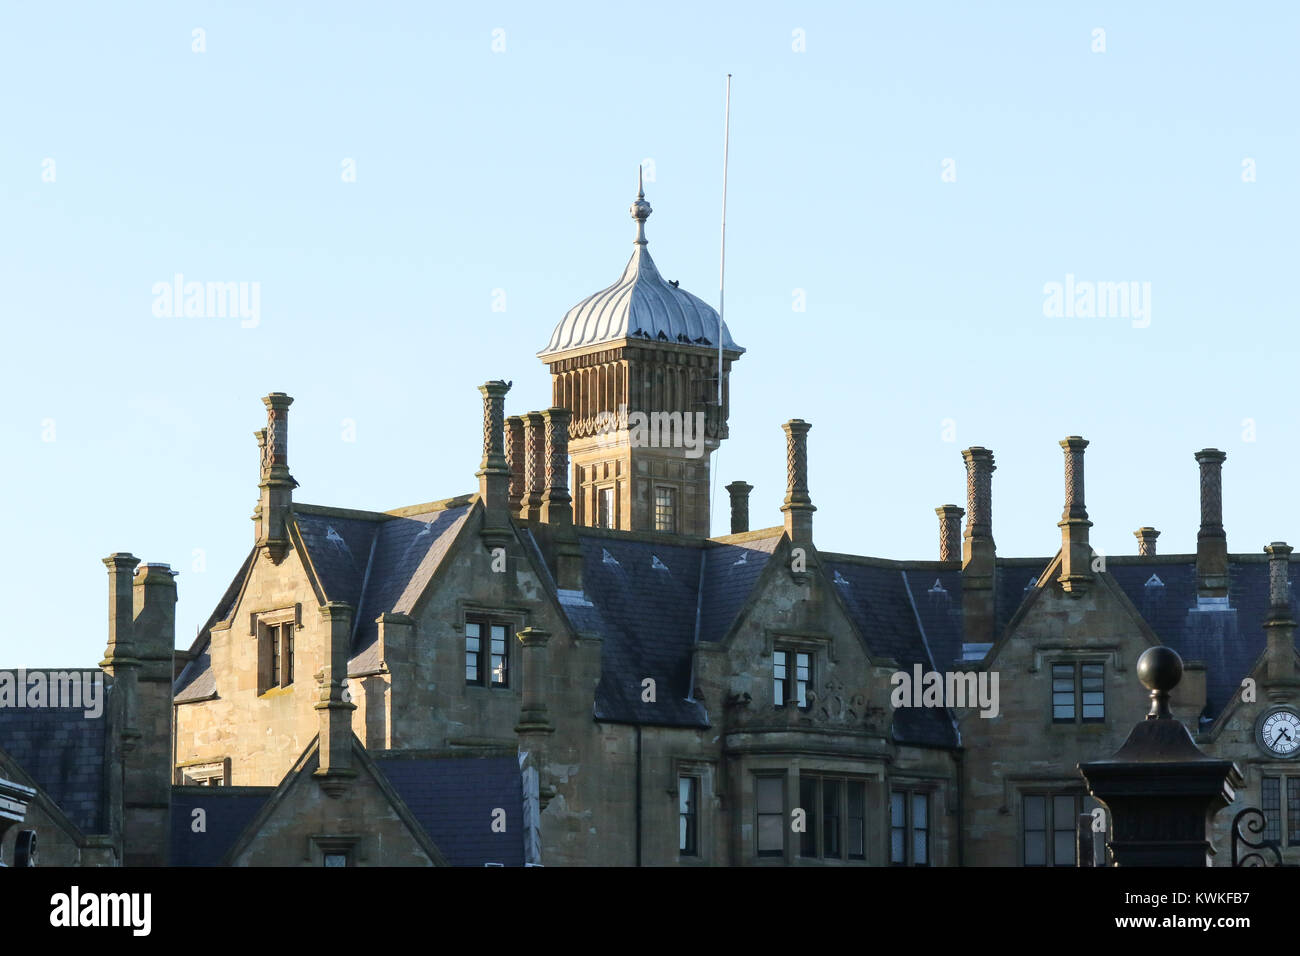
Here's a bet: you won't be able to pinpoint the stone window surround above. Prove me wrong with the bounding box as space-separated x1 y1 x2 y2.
177 757 230 787
670 758 716 865
457 603 529 692
307 833 364 867
250 604 302 696
767 633 833 711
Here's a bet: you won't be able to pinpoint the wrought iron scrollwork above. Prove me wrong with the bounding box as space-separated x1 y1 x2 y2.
1231 807 1283 867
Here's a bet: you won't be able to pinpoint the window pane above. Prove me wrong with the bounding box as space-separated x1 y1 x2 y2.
283 623 294 684
1054 830 1075 866
913 828 928 866
773 651 786 706
891 826 905 864
757 816 783 855
912 793 928 829
822 779 841 858
679 777 697 856
848 782 865 860
799 776 818 857
1025 831 1046 866
1289 779 1300 846
756 777 783 815
1053 795 1076 827
1024 795 1045 831
1263 777 1281 842
891 791 905 827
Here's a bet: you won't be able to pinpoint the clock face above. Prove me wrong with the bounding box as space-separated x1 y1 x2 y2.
1259 708 1300 757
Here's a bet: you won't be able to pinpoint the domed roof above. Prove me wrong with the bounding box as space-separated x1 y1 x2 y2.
538 180 744 361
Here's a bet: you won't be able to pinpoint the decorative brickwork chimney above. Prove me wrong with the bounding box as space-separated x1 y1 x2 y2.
505 415 526 515
935 504 964 563
1195 449 1228 599
256 393 298 564
1134 527 1160 556
477 380 512 547
540 407 573 525
780 420 814 544
961 447 996 644
727 481 753 535
1057 437 1093 594
315 602 357 795
1263 542 1298 696
520 411 546 521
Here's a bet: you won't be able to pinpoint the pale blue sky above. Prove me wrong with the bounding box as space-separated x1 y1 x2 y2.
2 2 1296 665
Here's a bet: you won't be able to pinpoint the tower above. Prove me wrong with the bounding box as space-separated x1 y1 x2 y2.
537 174 744 536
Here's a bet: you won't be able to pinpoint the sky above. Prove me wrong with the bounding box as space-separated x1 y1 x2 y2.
2 1 1297 665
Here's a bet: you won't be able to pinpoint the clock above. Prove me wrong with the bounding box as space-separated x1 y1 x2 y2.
1257 707 1300 758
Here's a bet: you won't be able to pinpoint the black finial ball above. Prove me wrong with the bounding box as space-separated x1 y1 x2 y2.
1137 646 1183 693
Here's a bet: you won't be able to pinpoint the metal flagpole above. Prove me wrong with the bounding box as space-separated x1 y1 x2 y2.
712 74 732 535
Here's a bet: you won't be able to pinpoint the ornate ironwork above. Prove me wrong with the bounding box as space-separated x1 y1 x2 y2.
1231 807 1284 867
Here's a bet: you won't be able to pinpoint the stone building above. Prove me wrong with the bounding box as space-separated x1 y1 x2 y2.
3 183 1298 866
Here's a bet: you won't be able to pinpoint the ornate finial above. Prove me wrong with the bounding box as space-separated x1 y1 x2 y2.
630 166 652 245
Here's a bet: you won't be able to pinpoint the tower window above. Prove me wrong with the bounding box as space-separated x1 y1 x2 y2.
598 486 615 529
654 486 676 532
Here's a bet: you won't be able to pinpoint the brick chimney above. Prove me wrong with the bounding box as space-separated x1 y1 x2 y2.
1195 448 1228 599
726 481 753 534
961 447 996 643
1057 437 1093 594
780 420 815 544
1134 527 1160 556
505 415 525 515
935 505 964 563
477 380 512 547
256 393 298 564
1263 542 1298 695
126 562 176 865
540 407 572 525
315 602 357 795
520 411 546 521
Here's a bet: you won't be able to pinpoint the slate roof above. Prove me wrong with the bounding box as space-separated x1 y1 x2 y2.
698 536 782 644
0 672 109 834
1108 558 1299 720
170 787 273 865
372 754 525 866
576 534 709 727
825 561 959 748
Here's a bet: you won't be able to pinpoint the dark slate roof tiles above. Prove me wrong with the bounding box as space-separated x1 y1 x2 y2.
169 787 273 866
0 672 109 834
372 754 525 866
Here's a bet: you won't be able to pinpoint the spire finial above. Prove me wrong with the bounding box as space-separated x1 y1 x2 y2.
630 166 652 245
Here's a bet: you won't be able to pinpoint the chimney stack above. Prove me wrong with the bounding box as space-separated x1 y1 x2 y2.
315 602 357 795
477 380 512 546
540 407 573 525
726 481 753 535
1057 437 1093 594
780 420 815 544
961 447 996 643
1195 449 1228 599
935 505 964 563
520 411 546 521
1263 542 1298 694
256 393 298 564
126 562 176 865
1134 527 1160 556
505 415 526 515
